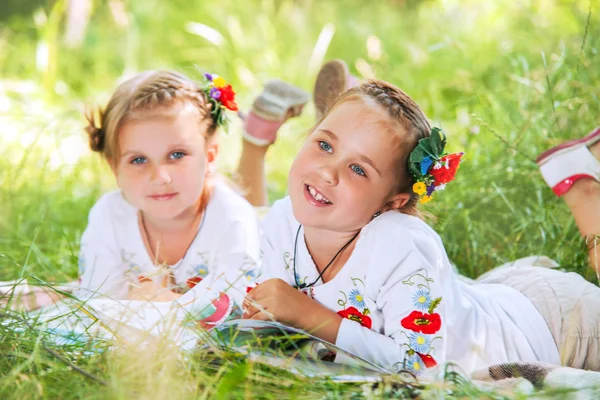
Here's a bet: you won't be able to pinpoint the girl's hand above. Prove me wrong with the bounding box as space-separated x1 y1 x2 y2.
127 281 181 302
242 278 308 326
243 278 343 343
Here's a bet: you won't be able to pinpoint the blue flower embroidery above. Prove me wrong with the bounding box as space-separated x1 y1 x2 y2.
412 289 432 311
128 264 141 274
294 272 307 287
349 288 366 309
244 269 257 282
408 332 431 354
78 254 85 275
405 353 425 375
194 264 209 278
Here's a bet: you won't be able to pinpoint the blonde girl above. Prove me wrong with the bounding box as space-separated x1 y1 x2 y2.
77 70 259 318
237 61 600 375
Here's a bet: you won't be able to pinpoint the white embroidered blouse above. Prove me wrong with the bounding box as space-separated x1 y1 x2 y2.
259 196 560 374
75 181 260 307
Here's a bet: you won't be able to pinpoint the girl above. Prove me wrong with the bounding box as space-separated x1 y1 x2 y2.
76 70 260 315
237 61 600 375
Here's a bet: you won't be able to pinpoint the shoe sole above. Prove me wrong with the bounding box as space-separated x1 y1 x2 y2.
536 126 600 166
254 79 309 119
313 60 350 120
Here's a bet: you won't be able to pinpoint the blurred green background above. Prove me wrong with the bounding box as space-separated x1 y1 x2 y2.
1 0 598 285
0 0 598 398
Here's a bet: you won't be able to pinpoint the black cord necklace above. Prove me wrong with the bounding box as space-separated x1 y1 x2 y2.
292 225 359 289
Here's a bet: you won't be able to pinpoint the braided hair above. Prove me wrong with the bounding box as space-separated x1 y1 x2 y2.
85 70 217 165
323 79 432 216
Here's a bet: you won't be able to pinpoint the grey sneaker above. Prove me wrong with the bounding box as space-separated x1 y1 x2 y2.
242 79 309 146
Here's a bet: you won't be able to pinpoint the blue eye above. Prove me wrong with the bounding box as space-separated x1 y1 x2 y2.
131 157 146 165
319 141 332 153
351 165 366 176
170 151 185 160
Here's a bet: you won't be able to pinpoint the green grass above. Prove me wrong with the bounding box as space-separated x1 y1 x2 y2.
0 0 598 398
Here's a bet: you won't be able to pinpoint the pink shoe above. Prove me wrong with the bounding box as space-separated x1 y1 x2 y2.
242 79 309 146
537 127 600 196
313 60 359 120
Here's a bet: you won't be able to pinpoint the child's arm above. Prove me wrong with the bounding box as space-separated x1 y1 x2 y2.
75 200 129 300
243 278 343 343
175 214 261 323
335 226 448 374
247 220 449 374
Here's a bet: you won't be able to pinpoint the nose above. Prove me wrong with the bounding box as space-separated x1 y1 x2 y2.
150 164 172 186
318 163 338 186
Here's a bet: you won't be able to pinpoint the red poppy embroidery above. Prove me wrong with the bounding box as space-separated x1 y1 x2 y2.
401 310 441 334
338 306 372 329
417 352 437 368
186 276 203 288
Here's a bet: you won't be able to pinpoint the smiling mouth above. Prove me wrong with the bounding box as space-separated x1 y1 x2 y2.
305 184 332 204
148 193 178 201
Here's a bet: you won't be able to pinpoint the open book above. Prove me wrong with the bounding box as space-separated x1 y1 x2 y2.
207 319 391 381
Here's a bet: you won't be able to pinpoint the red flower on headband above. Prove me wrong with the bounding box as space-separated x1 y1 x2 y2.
401 311 441 334
417 352 438 368
430 152 464 186
217 84 238 111
337 307 372 329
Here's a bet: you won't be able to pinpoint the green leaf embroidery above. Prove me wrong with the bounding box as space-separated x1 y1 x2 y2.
428 297 442 314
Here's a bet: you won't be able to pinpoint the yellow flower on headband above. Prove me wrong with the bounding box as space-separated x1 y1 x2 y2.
419 195 432 204
413 182 426 196
212 76 227 88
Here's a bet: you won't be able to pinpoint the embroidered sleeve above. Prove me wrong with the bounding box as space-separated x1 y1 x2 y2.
214 219 261 304
334 223 448 375
176 217 261 326
75 198 129 300
394 269 443 374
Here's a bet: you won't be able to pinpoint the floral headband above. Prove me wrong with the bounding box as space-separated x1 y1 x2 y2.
201 72 238 129
408 127 464 204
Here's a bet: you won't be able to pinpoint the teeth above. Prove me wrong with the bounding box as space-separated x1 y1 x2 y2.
307 185 331 204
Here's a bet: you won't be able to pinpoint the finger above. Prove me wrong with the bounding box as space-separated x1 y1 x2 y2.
248 310 273 321
242 303 265 319
245 284 263 300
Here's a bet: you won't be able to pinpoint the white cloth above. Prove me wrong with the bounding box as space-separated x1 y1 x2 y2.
75 181 261 307
259 197 559 374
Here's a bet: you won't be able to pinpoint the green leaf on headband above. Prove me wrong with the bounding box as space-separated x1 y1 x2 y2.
429 127 446 156
409 145 428 178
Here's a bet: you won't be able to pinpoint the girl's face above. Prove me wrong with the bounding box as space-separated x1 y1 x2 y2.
288 100 409 233
113 103 217 221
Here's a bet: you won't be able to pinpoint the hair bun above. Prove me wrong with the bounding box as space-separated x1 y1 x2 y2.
84 106 105 153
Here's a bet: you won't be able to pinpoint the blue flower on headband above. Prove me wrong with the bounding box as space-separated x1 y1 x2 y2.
420 156 433 175
204 73 213 81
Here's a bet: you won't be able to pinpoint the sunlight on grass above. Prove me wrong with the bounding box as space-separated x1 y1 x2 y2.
0 0 598 398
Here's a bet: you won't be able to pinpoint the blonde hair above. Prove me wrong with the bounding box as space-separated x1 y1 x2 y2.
323 79 432 216
85 70 217 165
